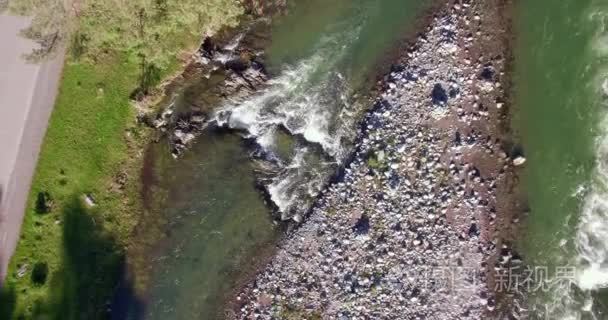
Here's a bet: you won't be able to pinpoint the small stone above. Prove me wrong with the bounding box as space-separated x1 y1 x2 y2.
513 156 526 166
17 264 28 278
83 194 96 207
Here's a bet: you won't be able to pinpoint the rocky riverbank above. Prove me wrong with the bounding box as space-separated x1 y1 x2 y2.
139 22 272 158
125 0 289 305
137 0 292 158
230 0 523 319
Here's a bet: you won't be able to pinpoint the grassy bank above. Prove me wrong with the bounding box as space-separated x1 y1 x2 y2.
1 52 147 320
0 1 243 319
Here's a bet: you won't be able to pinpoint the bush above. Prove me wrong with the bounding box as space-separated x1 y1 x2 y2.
31 262 49 285
366 152 386 170
35 192 53 214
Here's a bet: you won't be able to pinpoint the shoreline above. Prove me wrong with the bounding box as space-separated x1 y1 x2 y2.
230 0 523 318
117 3 290 315
356 0 447 97
470 0 526 316
130 3 451 317
106 0 524 318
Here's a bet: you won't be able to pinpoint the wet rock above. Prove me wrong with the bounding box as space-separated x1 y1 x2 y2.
480 65 495 81
226 58 251 72
147 16 277 157
513 156 526 166
234 2 509 319
201 36 216 58
431 83 449 105
353 213 371 235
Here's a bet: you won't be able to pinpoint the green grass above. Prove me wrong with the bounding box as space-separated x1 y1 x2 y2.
0 1 244 318
0 31 220 318
0 46 206 318
0 53 144 319
277 306 323 320
366 151 387 171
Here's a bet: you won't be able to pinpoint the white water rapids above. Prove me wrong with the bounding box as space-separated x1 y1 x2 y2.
545 5 608 320
213 21 365 221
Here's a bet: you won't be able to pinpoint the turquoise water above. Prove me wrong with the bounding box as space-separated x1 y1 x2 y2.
128 1 433 319
138 131 277 319
514 0 608 318
268 0 431 88
215 0 434 220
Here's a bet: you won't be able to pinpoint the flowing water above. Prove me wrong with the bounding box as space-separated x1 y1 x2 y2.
137 132 277 319
129 1 432 319
215 0 432 221
514 0 608 318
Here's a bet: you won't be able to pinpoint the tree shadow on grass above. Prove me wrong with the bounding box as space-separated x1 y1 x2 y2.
41 197 143 320
0 284 16 319
0 245 16 319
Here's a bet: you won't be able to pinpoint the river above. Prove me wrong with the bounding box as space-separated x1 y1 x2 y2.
514 0 608 318
116 0 608 318
125 1 433 319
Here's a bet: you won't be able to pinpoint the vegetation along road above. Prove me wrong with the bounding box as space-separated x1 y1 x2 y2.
0 0 243 319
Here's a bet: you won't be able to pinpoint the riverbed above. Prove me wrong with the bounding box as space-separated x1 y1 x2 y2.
124 1 434 319
116 0 608 318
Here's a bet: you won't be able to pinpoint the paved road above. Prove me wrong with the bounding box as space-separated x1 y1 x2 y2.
0 14 64 282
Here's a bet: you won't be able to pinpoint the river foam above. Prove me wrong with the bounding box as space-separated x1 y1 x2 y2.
213 19 365 220
576 0 608 289
551 4 608 319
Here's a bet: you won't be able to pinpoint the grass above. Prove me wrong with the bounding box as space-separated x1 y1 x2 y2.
0 53 144 319
277 306 323 320
366 151 387 171
0 1 245 318
0 45 201 318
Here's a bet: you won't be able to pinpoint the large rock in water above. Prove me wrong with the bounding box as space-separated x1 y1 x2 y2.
225 58 250 73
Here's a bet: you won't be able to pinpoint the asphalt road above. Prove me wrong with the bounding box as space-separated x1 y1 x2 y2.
0 14 64 282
